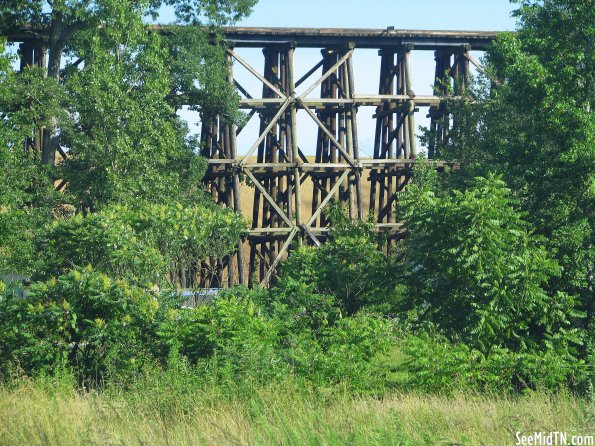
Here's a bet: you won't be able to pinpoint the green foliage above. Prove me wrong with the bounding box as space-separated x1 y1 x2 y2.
38 202 245 287
429 0 594 323
159 282 394 390
0 268 167 385
0 0 256 276
158 294 285 382
0 0 255 212
400 333 591 393
0 267 393 391
163 0 257 25
166 27 244 123
401 171 582 354
282 207 401 315
0 208 48 277
61 30 206 209
0 40 66 276
254 279 394 389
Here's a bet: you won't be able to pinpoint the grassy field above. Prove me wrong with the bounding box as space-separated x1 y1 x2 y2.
1 380 592 446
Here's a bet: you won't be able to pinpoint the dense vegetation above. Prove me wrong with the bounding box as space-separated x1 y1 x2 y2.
0 0 593 443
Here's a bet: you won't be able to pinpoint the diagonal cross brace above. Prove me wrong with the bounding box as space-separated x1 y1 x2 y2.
306 169 350 227
300 49 354 99
244 169 294 228
261 226 299 287
297 97 357 167
228 49 287 99
239 97 291 165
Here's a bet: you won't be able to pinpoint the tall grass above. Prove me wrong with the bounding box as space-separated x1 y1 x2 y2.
0 373 592 446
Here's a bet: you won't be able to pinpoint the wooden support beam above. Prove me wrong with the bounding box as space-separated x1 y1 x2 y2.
300 224 322 247
306 169 350 227
295 57 325 88
228 49 287 99
261 226 298 286
234 79 253 99
297 97 357 167
462 51 500 85
244 169 294 229
300 49 354 98
237 95 447 108
239 97 291 165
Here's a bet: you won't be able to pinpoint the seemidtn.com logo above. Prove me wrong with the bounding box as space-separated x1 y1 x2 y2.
516 432 594 446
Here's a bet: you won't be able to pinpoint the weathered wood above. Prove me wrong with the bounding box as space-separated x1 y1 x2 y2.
306 169 350 227
261 226 298 286
237 96 447 108
228 49 287 98
8 25 499 51
300 224 322 247
300 49 354 99
295 57 325 88
288 47 302 231
221 27 498 50
298 97 357 167
239 98 291 165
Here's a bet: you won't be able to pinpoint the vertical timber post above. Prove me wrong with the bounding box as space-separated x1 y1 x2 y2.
228 51 245 286
19 40 47 154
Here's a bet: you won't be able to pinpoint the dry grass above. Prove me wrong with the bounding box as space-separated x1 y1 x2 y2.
1 380 592 446
236 156 378 222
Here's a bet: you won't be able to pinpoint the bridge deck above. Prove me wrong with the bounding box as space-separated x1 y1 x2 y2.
222 27 499 49
7 26 499 50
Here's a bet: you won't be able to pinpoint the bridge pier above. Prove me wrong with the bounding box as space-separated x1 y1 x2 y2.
199 30 492 287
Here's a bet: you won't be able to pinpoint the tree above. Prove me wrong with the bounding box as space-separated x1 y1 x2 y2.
428 0 594 331
0 38 68 275
400 167 582 356
0 0 255 207
0 1 255 277
38 202 245 287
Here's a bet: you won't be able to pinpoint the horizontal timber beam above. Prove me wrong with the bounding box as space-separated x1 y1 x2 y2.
6 26 499 51
246 223 404 237
222 27 498 50
238 95 455 108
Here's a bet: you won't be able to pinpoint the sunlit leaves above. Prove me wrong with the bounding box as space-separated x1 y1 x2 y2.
400 170 580 354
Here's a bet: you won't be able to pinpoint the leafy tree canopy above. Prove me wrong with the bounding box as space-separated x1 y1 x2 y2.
400 165 583 356
428 0 594 313
0 1 255 276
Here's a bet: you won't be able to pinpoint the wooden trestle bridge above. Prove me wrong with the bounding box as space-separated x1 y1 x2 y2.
10 26 498 287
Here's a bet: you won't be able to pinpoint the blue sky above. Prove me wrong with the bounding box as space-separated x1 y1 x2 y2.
169 1 519 155
236 0 517 31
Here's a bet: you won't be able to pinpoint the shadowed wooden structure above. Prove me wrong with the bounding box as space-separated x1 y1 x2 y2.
8 27 497 287
200 27 494 286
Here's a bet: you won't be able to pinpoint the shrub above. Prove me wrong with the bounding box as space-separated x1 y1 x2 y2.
38 202 245 287
400 170 583 355
157 292 286 383
399 333 591 393
0 207 48 278
239 282 395 390
0 267 168 385
281 206 401 315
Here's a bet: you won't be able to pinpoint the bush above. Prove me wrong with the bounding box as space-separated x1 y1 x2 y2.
0 267 168 385
399 333 592 393
157 292 286 383
0 207 48 278
38 202 245 287
281 206 401 315
242 282 395 390
400 170 583 355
